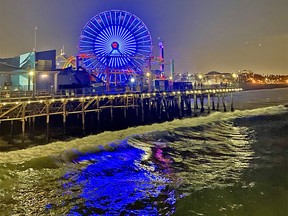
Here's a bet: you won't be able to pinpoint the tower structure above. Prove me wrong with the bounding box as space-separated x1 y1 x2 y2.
159 41 164 73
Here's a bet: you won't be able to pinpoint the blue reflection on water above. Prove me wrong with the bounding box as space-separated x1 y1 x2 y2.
62 141 176 215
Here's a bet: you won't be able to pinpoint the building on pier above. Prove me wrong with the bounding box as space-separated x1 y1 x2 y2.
0 50 57 91
0 50 96 96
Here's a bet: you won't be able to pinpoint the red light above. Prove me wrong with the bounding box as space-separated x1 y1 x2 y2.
111 41 119 49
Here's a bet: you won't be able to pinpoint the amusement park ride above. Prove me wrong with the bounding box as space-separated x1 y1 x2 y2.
56 10 174 92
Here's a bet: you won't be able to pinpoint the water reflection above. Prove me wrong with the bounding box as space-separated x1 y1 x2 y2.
1 102 287 215
62 142 176 215
130 121 255 194
0 119 256 215
60 120 255 215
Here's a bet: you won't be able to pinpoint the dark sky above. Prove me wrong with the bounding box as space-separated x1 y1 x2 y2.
0 0 287 74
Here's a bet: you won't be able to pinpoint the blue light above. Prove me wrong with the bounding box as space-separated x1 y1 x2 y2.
62 141 176 215
79 10 152 83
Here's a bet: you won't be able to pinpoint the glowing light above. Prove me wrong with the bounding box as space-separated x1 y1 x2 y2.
62 141 174 216
41 74 48 79
29 70 35 76
79 10 152 83
130 77 135 83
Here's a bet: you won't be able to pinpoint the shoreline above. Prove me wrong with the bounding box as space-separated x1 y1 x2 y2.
239 83 288 91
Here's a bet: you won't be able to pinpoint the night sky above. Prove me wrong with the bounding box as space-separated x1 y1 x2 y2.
0 0 287 74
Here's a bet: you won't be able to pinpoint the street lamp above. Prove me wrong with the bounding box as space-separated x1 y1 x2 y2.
29 70 36 98
146 72 152 92
130 77 135 83
29 70 35 76
33 25 38 52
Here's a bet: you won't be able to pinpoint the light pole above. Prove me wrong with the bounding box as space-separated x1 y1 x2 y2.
33 25 38 52
146 72 152 92
29 70 36 98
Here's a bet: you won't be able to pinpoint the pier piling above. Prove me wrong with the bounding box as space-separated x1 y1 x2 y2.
230 93 234 112
221 93 227 112
207 94 211 114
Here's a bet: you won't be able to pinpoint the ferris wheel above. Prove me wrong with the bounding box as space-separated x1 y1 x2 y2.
78 10 152 84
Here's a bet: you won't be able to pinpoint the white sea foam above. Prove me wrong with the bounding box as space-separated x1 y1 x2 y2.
0 105 286 164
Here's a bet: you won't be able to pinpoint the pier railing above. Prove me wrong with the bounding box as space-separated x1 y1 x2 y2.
0 84 240 102
0 87 242 121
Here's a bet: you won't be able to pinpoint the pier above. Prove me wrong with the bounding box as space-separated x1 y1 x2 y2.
0 87 241 145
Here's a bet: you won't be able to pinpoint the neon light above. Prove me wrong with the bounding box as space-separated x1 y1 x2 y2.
62 141 175 215
79 10 152 83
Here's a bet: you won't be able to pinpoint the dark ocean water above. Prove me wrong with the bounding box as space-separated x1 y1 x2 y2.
0 88 287 216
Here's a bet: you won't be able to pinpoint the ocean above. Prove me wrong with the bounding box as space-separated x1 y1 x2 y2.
0 88 287 216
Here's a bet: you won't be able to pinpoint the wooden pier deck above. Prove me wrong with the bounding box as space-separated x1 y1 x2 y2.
0 87 242 144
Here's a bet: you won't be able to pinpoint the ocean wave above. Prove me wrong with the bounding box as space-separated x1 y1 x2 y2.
0 105 286 165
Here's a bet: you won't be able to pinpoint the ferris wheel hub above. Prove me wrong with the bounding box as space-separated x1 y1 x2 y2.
111 41 120 50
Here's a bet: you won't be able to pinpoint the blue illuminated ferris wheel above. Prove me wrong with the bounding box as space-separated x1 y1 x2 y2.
79 10 152 83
